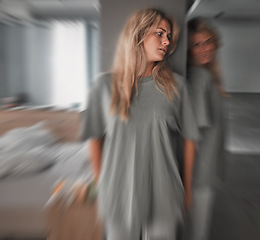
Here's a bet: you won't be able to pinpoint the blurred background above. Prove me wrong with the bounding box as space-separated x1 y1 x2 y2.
0 0 100 110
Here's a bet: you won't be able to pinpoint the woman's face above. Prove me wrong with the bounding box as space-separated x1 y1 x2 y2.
190 31 216 66
143 19 172 64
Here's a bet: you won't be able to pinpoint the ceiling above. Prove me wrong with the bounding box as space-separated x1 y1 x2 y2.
0 0 100 24
188 0 260 20
2 0 260 24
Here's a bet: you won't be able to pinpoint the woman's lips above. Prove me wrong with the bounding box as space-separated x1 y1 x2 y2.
159 48 166 53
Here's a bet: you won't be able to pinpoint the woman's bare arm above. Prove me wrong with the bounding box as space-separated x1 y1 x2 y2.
183 139 196 210
88 137 104 183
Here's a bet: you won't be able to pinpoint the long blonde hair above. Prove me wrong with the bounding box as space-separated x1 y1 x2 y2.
110 8 180 121
188 18 226 95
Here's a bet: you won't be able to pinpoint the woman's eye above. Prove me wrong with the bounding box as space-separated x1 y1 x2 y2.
156 32 163 36
206 38 214 44
192 43 200 48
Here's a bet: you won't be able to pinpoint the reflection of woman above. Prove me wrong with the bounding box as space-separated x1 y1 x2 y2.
81 8 198 240
187 18 226 240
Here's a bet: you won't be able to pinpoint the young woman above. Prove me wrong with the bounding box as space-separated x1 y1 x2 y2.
81 8 198 240
187 18 227 240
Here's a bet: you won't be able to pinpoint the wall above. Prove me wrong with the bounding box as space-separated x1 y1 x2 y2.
25 24 53 105
0 24 28 99
0 24 7 98
86 21 100 87
100 0 187 76
0 23 53 103
5 25 27 97
214 19 260 92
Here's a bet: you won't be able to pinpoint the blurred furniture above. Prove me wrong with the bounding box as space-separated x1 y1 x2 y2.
46 181 103 240
0 109 97 238
0 109 81 142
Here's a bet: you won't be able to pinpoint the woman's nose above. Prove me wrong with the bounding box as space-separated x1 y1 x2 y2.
200 44 210 53
163 36 170 46
201 41 212 51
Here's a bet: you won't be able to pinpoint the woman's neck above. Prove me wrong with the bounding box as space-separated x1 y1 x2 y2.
143 62 155 77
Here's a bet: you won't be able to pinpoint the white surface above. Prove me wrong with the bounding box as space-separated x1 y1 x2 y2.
0 122 58 152
0 123 60 177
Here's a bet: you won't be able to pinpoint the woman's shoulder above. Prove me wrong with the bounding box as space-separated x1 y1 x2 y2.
171 72 187 91
187 66 213 85
94 72 112 86
91 72 112 93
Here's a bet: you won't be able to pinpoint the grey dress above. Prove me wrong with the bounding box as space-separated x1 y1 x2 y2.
187 66 225 189
81 72 198 233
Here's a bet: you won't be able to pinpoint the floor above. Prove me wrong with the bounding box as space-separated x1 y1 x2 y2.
209 93 260 240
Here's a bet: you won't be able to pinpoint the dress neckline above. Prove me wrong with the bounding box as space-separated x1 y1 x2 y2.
139 75 153 84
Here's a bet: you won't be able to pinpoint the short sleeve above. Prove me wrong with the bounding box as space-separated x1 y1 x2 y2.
79 74 110 141
175 74 199 141
188 67 213 128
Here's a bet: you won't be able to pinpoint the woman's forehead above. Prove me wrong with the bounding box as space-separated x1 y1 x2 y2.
191 31 213 42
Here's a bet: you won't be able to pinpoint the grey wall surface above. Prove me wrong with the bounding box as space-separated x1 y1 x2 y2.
100 0 187 76
0 24 27 99
0 24 7 98
5 26 27 97
214 19 260 92
86 21 100 87
0 23 53 104
25 24 53 105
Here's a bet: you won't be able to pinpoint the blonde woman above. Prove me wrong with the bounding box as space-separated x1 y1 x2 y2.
187 18 227 240
81 8 198 240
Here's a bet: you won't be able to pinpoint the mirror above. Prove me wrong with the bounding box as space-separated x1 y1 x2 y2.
188 1 260 240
